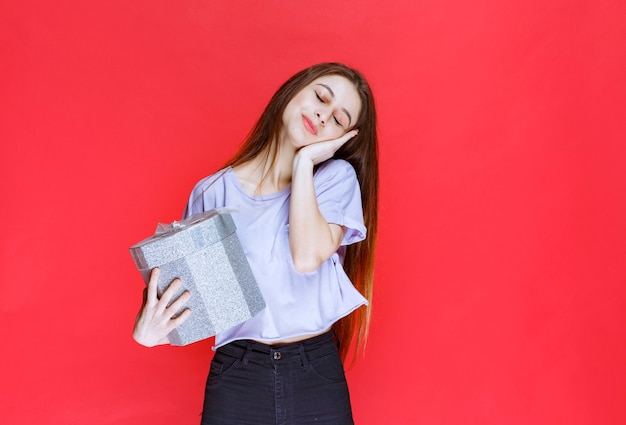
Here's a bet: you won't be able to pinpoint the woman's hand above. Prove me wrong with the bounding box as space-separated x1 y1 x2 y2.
133 268 191 347
296 129 358 166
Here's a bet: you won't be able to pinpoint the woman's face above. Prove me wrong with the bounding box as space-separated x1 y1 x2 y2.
281 75 362 149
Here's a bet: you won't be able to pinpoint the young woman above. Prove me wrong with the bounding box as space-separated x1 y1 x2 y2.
133 62 379 424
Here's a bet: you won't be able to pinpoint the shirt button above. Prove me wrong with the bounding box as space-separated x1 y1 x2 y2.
273 351 282 360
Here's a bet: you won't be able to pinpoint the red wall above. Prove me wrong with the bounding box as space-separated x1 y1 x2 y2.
2 1 625 424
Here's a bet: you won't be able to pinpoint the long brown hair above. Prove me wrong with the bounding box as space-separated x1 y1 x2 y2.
224 63 378 362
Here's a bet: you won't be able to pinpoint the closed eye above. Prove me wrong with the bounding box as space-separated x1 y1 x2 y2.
316 88 345 127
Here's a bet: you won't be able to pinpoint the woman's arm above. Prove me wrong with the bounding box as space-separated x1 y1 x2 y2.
288 130 358 273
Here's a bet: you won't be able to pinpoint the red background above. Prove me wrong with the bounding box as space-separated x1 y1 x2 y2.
1 1 625 424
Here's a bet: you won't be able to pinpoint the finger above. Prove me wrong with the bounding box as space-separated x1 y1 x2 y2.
157 278 182 311
146 268 160 306
327 129 359 152
315 129 358 147
343 128 359 142
336 129 358 145
171 308 192 328
166 290 191 317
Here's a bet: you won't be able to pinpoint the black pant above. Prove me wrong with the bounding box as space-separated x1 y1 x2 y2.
201 331 354 425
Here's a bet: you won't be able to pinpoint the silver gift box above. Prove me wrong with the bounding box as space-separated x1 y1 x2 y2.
129 209 265 346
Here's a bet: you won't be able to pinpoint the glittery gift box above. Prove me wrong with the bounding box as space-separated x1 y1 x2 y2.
129 210 265 346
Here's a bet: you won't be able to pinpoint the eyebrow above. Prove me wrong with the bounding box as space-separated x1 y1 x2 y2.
317 83 353 126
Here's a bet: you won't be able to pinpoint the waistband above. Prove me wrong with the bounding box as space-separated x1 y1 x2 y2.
216 330 339 363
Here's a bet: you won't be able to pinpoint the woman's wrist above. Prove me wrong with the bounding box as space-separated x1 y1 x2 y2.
292 151 315 174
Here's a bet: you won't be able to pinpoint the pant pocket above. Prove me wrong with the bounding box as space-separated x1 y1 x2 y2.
308 350 346 382
208 350 242 380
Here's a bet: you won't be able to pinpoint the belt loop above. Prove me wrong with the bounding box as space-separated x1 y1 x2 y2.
332 328 341 351
297 344 310 371
241 341 252 367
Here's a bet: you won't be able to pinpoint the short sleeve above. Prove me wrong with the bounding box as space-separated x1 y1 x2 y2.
314 160 366 245
181 170 226 219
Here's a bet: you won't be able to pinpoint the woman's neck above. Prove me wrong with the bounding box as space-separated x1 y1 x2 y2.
233 139 296 195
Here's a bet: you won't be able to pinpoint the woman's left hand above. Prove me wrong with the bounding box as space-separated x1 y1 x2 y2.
296 130 358 166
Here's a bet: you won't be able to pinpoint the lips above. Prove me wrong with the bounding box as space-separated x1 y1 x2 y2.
302 115 318 136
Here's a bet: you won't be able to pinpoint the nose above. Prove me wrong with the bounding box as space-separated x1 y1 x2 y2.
315 110 329 126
